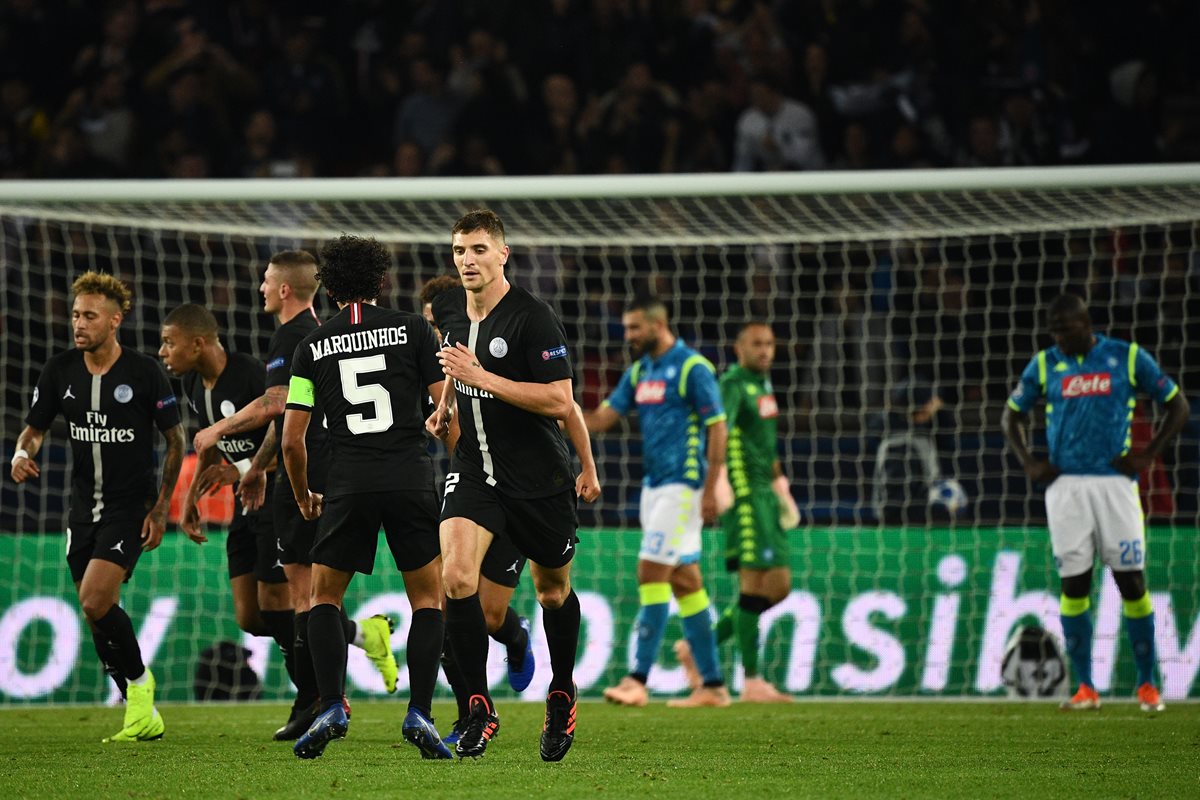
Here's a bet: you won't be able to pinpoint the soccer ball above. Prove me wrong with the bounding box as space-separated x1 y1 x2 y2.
928 479 967 514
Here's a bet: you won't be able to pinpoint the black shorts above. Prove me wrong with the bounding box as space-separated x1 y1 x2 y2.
66 510 146 584
227 481 285 583
440 461 578 569
274 472 319 566
480 529 526 589
313 490 440 575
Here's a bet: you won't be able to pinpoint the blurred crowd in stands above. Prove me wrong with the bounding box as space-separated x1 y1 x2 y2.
2 0 1198 180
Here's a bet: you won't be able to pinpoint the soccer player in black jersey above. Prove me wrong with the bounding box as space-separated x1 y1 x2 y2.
192 251 396 739
11 272 185 743
158 303 299 697
282 235 451 760
420 275 537 746
427 210 600 762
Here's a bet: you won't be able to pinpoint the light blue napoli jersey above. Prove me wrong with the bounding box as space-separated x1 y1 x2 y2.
1007 334 1179 476
604 340 726 489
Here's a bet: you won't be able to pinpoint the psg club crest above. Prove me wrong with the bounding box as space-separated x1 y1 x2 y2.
489 337 508 358
114 384 134 403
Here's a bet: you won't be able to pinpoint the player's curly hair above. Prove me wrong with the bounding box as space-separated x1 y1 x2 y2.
72 271 132 314
419 275 460 308
317 235 390 304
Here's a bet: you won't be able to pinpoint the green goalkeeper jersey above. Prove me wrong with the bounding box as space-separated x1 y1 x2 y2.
720 364 779 496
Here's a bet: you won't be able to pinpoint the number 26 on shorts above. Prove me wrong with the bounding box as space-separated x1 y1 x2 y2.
1118 539 1143 566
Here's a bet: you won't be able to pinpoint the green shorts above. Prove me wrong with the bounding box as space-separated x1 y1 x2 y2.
721 487 788 571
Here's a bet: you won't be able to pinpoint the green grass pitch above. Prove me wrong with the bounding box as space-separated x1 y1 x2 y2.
2 700 1196 798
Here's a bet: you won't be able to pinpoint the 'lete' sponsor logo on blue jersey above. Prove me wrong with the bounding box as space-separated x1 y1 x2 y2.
604 340 725 488
1007 334 1178 476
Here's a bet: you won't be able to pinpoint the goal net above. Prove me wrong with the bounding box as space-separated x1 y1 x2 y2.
2 167 1199 704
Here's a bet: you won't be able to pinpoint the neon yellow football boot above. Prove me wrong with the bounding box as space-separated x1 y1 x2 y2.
103 707 165 743
359 615 398 694
103 668 164 743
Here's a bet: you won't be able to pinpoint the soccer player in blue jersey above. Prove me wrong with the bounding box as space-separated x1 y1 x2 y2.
585 296 731 707
1002 294 1188 712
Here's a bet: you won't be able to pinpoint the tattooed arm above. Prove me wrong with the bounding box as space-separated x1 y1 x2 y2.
144 422 186 550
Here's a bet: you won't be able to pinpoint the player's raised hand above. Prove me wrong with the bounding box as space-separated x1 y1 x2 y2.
180 501 207 544
438 343 486 386
196 463 238 496
10 454 39 483
237 466 267 512
141 505 168 551
576 464 601 502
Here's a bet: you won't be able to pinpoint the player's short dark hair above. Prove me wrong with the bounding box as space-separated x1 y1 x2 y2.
164 303 219 341
269 249 317 268
452 209 506 245
317 235 390 304
737 321 774 339
1047 293 1089 321
625 294 669 323
72 271 132 314
267 249 320 300
419 275 461 308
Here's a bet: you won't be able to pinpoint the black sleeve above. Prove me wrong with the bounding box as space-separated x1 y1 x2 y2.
244 354 267 396
523 305 573 383
265 327 301 390
415 316 442 388
430 288 460 347
179 371 198 422
430 291 446 332
148 359 182 432
24 359 60 430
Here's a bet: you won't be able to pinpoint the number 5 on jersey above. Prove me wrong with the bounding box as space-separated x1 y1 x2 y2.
339 354 393 434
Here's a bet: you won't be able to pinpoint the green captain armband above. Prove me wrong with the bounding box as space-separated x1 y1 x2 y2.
287 375 315 408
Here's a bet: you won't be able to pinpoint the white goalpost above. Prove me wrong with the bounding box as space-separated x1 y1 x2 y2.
2 165 1198 704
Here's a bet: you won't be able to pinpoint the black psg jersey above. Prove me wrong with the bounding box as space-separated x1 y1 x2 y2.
266 308 330 490
26 347 181 524
286 302 442 499
431 284 574 498
180 351 268 524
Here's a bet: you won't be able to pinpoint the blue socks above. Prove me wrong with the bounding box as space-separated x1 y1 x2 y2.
679 589 722 685
1060 592 1158 690
632 583 671 681
632 583 725 687
1060 594 1094 688
1123 593 1157 687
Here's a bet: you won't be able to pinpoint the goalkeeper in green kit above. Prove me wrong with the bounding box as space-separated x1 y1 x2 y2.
714 322 799 702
